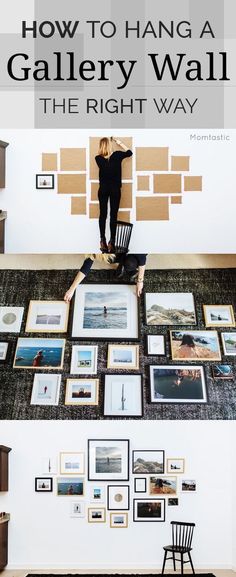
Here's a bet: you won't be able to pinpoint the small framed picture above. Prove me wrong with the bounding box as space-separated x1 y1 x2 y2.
168 498 179 506
26 300 69 333
221 332 236 356
181 480 196 492
60 452 85 475
13 338 65 370
35 477 53 492
203 305 235 328
133 499 165 522
65 378 99 406
0 306 24 333
88 439 130 482
132 450 165 475
149 476 177 495
70 345 98 375
103 374 143 417
107 344 139 370
88 508 106 523
147 335 165 356
0 342 8 361
134 478 147 493
31 374 61 406
212 364 234 380
57 477 85 496
70 501 85 518
110 512 128 528
89 485 106 503
36 174 55 189
107 485 130 511
166 458 185 474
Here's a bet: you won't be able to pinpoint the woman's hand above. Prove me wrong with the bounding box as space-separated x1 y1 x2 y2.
136 281 144 297
64 287 75 303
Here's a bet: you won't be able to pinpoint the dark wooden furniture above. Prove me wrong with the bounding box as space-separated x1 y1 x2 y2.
162 520 195 574
0 446 11 492
0 516 10 570
0 141 9 189
0 212 7 253
115 221 133 254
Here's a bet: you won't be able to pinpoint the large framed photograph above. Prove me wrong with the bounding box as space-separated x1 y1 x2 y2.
13 338 65 369
133 499 165 522
65 379 99 406
150 365 207 404
167 458 185 474
71 284 138 340
88 439 130 481
145 293 196 326
31 374 61 405
221 332 236 356
60 452 85 475
26 300 69 333
0 306 24 333
212 364 234 380
170 330 221 361
70 345 98 375
107 485 130 511
107 344 139 370
203 305 235 328
57 477 85 496
149 476 177 495
132 450 165 475
103 374 143 417
110 512 128 528
35 477 53 492
0 342 8 361
36 174 55 189
147 335 165 356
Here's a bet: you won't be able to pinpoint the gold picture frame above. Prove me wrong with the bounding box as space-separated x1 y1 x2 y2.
13 338 66 370
203 305 235 328
170 330 221 361
88 507 106 523
65 379 99 406
25 300 69 333
107 344 139 369
110 512 128 528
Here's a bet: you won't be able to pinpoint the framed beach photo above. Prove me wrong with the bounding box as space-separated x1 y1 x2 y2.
212 364 234 380
132 450 165 475
89 485 106 503
107 344 139 370
88 439 130 481
57 477 85 496
170 330 221 361
0 306 24 333
36 174 54 189
145 292 196 326
147 335 165 356
70 345 98 375
88 507 106 523
71 284 139 340
167 458 185 474
35 477 53 492
0 342 8 361
65 379 99 406
13 338 65 369
221 332 236 356
30 374 61 406
107 485 130 511
150 365 207 404
70 501 85 518
134 478 147 493
103 374 143 417
203 305 235 328
60 452 85 475
25 300 69 333
133 499 165 522
110 512 128 528
149 476 177 495
181 480 197 492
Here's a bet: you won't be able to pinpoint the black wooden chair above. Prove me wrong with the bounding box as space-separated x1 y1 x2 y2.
114 221 133 254
162 521 195 574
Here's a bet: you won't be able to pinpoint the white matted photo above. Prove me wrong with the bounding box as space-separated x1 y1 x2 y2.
0 306 24 333
107 344 139 369
147 335 165 356
71 284 138 340
31 374 61 406
88 508 106 523
104 374 143 417
167 458 185 474
70 345 98 375
70 501 85 518
110 512 128 528
88 439 129 481
107 485 130 511
0 342 8 361
60 452 85 475
150 365 207 404
26 300 69 333
203 305 235 328
65 379 99 406
89 485 106 503
221 332 236 356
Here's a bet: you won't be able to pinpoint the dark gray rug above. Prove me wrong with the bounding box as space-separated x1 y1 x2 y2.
0 268 236 420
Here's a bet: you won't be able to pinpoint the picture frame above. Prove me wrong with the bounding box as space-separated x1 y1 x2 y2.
181 480 197 492
70 501 85 518
0 306 24 333
57 477 85 496
203 304 235 328
0 342 8 361
133 498 165 522
107 344 139 370
168 498 179 506
145 292 196 326
71 284 139 340
36 174 55 189
31 374 61 405
149 476 177 495
132 450 165 475
70 345 98 375
134 478 147 493
13 338 65 370
88 439 130 481
150 365 207 404
103 374 143 417
107 485 130 511
221 332 236 356
25 300 69 333
212 364 234 380
146 335 165 356
110 512 128 528
170 330 221 361
60 452 85 475
35 477 53 492
88 508 106 523
89 485 106 503
65 379 99 406
166 458 185 474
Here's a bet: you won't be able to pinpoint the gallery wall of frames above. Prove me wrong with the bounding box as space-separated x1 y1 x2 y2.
0 284 236 417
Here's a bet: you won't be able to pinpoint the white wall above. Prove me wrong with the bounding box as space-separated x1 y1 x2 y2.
0 420 234 570
0 129 236 253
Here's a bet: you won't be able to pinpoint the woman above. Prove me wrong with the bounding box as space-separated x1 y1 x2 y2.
95 137 133 253
177 334 200 359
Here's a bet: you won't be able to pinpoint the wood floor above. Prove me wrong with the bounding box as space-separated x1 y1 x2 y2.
1 570 235 576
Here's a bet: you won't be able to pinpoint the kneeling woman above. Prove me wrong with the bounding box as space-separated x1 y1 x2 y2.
95 137 133 253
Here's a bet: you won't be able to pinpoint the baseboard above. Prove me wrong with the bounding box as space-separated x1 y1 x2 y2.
6 562 234 571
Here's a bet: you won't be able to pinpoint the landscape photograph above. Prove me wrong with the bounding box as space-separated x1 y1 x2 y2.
149 476 177 495
150 365 207 403
145 292 196 325
83 291 128 330
170 330 221 361
133 450 164 474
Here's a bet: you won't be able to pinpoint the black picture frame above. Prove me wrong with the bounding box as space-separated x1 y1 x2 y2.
134 477 147 493
35 477 53 492
133 498 165 522
88 439 130 481
146 334 166 356
103 373 143 418
107 485 130 511
132 450 165 475
36 174 55 189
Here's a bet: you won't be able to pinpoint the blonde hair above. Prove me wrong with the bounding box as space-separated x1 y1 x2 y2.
98 137 113 158
85 253 116 264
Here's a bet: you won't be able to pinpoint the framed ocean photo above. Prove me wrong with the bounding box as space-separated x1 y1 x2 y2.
88 439 130 481
150 365 207 404
170 330 221 361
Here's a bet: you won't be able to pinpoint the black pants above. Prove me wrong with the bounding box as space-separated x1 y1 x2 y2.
98 185 121 243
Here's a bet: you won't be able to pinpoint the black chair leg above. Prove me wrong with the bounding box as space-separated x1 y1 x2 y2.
181 553 184 574
188 551 195 574
161 550 167 574
173 551 176 571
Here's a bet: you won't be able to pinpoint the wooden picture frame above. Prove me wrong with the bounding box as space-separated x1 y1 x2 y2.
13 338 65 370
203 305 235 328
65 378 99 406
25 300 69 333
107 344 139 370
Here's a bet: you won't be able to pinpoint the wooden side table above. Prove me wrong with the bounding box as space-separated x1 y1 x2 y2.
0 515 10 570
